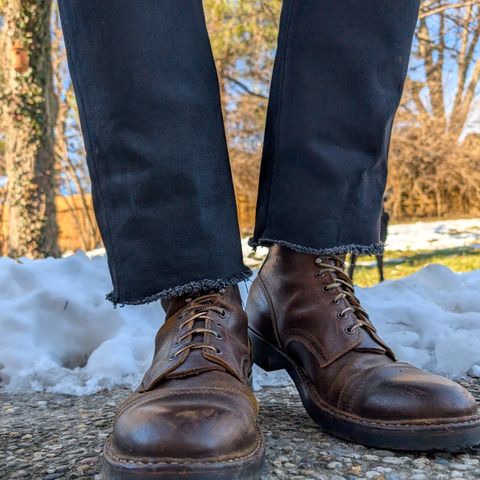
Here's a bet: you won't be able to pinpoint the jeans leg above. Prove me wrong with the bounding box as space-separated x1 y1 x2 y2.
251 0 420 255
58 1 249 305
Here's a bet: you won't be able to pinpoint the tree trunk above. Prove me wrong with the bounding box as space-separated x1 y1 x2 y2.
1 0 59 258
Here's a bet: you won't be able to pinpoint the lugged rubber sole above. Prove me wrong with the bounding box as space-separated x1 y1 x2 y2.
102 432 265 480
249 327 480 452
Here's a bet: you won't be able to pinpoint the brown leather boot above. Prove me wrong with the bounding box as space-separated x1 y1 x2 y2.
102 287 265 479
247 245 480 451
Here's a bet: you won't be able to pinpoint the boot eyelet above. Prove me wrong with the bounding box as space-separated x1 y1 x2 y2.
216 348 223 355
174 341 180 346
322 285 330 293
331 299 340 305
337 311 347 319
218 309 226 318
168 354 176 361
345 325 355 334
315 257 322 265
216 333 222 339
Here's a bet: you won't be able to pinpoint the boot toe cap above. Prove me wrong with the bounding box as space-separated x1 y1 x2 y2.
348 364 478 422
110 389 259 462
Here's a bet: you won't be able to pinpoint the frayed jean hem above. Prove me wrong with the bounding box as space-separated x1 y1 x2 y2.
106 268 252 307
249 237 385 256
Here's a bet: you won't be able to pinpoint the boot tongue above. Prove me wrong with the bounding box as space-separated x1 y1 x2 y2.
140 288 247 391
161 287 237 317
161 293 193 318
323 255 387 355
140 292 225 390
166 293 225 379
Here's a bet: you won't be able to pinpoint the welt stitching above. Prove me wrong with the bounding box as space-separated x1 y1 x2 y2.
295 363 480 427
105 432 264 466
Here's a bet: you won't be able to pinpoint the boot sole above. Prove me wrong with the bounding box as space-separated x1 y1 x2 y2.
102 431 265 480
249 327 480 452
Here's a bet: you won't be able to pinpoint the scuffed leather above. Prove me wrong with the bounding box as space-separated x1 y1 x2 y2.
109 287 260 463
248 245 478 422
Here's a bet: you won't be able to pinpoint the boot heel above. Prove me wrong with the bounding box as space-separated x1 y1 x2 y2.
249 328 289 372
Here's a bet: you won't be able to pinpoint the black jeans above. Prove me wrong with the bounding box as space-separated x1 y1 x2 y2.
58 0 420 306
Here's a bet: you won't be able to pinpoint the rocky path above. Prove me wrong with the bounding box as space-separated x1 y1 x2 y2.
1 380 480 479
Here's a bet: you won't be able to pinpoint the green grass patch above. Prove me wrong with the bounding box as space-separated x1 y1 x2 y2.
351 247 480 287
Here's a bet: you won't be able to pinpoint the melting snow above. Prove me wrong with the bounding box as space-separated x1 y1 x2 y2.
385 218 480 251
0 252 479 395
241 218 480 269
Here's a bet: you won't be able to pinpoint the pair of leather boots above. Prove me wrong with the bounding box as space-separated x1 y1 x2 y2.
102 246 480 479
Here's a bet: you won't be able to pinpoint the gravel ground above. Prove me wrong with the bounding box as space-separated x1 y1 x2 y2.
1 380 480 480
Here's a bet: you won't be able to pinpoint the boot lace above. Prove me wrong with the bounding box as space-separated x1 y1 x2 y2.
315 257 377 335
169 291 226 360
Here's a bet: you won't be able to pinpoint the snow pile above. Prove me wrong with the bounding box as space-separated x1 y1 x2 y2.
1 253 480 395
0 254 161 395
386 218 480 251
358 265 480 377
241 218 480 269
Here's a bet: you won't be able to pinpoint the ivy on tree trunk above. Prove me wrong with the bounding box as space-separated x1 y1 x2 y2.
1 0 59 258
